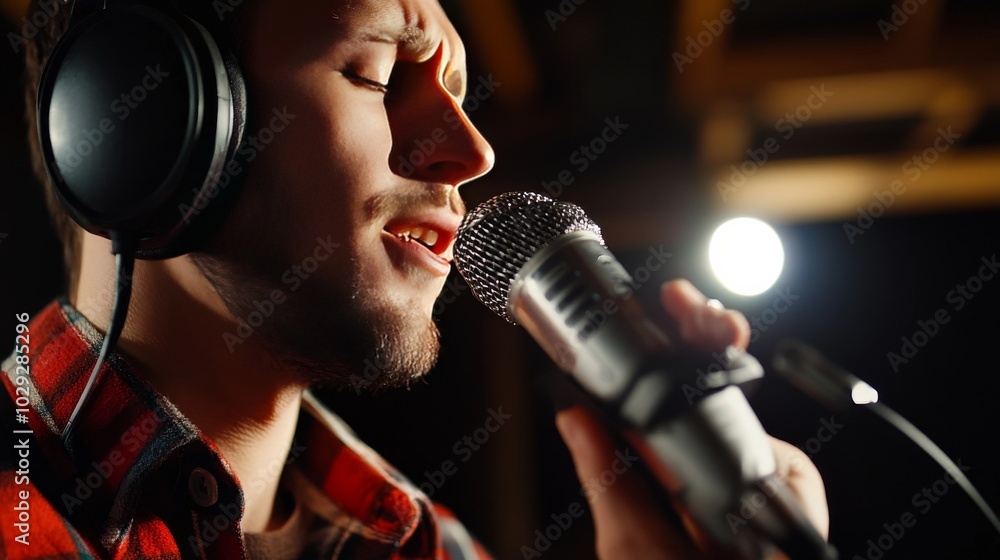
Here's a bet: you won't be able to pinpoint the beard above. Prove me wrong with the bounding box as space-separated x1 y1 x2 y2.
191 203 440 394
192 236 442 393
192 177 463 392
263 255 442 392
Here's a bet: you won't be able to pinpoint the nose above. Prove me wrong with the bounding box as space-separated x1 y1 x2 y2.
425 102 496 186
387 68 495 187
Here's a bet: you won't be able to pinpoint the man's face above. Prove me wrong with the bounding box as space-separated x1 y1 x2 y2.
196 0 494 389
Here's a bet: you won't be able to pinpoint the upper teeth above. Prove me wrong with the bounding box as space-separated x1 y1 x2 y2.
396 227 439 248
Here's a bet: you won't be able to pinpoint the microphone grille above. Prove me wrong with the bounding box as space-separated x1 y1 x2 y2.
454 192 603 323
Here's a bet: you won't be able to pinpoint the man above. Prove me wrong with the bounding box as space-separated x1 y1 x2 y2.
1 0 828 557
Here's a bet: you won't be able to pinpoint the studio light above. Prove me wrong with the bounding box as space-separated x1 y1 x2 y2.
709 217 784 296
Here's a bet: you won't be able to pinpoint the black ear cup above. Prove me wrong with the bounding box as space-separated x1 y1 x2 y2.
37 4 247 258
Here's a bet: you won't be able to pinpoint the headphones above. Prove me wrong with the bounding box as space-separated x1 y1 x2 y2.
37 0 248 259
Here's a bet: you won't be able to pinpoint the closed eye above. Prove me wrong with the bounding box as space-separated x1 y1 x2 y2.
342 69 390 94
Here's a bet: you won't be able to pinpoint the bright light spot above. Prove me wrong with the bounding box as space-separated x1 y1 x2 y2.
851 381 879 405
709 218 784 296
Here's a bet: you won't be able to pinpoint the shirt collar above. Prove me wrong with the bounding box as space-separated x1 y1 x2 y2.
5 298 438 554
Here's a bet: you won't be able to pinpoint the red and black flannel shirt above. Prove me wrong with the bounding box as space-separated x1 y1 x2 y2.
0 299 491 559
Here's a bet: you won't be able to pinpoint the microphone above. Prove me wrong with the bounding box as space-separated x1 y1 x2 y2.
453 192 836 560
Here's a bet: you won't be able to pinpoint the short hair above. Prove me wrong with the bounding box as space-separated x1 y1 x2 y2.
22 0 251 292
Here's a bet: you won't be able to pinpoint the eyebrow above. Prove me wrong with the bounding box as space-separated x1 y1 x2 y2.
330 1 465 97
358 25 436 60
358 26 467 98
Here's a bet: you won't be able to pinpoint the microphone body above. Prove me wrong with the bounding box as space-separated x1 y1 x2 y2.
454 193 836 559
514 231 779 554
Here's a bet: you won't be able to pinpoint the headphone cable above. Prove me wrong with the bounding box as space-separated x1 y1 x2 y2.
62 239 136 449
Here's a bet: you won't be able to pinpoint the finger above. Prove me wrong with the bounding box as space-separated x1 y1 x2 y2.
768 437 830 540
555 407 699 559
660 280 751 351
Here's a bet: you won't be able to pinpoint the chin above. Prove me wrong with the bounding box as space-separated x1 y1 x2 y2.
276 273 443 392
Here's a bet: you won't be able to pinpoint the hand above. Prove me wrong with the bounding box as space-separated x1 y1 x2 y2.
555 280 830 559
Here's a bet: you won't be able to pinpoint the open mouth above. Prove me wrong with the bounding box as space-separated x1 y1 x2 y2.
382 218 457 276
389 226 444 253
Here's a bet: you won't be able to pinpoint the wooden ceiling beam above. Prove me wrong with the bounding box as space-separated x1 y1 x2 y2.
710 149 1000 222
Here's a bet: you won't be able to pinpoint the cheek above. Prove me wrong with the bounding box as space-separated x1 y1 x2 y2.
248 65 395 232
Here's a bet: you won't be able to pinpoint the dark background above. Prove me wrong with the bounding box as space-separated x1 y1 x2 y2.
4 0 1000 558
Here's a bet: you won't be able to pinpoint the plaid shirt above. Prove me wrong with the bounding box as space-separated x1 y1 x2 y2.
0 299 491 559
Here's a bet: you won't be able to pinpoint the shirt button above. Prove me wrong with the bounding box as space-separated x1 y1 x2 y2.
188 468 219 507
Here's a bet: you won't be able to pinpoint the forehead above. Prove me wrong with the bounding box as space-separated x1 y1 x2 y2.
330 0 465 63
242 0 470 96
